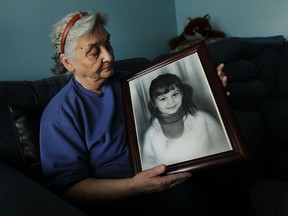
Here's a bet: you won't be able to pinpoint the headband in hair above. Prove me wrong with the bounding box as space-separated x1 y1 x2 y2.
60 12 87 54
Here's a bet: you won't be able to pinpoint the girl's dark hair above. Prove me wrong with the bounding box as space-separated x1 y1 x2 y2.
148 73 197 121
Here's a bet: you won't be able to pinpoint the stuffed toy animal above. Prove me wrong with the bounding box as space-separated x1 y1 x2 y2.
169 14 225 52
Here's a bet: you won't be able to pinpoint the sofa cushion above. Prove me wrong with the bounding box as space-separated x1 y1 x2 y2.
207 37 280 112
227 79 268 111
274 42 288 98
250 46 280 96
242 35 285 48
223 59 259 82
264 97 288 141
207 37 263 66
8 104 46 181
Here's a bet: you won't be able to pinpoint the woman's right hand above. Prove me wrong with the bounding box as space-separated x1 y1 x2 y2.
131 164 192 195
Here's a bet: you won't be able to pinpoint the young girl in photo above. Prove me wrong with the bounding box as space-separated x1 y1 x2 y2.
141 73 231 170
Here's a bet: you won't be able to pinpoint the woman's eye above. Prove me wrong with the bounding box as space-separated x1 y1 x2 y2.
88 47 100 59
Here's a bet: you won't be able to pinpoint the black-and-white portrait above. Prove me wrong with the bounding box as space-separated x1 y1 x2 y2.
122 42 248 174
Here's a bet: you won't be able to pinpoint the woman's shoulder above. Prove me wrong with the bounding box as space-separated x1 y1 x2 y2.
45 79 74 106
41 79 77 121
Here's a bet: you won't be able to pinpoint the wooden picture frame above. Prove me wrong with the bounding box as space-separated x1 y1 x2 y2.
121 41 249 175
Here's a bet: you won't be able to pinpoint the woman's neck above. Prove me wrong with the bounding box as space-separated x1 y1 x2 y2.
74 75 106 94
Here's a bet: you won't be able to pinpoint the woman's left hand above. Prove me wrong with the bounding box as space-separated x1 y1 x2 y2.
217 63 230 96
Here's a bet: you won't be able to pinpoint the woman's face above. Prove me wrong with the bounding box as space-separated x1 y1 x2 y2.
154 87 183 115
68 25 115 88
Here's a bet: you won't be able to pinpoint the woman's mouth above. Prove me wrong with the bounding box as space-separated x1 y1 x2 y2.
98 62 114 73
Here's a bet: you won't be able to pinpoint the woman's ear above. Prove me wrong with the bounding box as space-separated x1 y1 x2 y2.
60 54 74 72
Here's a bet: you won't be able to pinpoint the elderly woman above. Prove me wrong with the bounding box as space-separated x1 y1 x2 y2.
40 10 252 216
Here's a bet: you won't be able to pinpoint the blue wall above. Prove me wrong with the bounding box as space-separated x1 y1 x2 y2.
0 0 176 80
175 0 288 39
1 0 287 81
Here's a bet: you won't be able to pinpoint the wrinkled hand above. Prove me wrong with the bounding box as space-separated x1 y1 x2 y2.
132 164 191 195
217 63 230 96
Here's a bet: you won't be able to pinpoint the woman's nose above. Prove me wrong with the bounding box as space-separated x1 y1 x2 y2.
100 46 114 63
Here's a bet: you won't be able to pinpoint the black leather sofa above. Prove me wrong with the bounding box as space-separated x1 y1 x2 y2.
0 36 287 215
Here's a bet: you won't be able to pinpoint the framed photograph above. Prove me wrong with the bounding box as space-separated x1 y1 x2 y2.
121 40 249 175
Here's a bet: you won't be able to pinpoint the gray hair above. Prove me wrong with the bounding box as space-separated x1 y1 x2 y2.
50 11 108 74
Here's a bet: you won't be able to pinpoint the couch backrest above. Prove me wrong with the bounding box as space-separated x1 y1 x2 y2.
0 73 72 179
0 81 36 168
